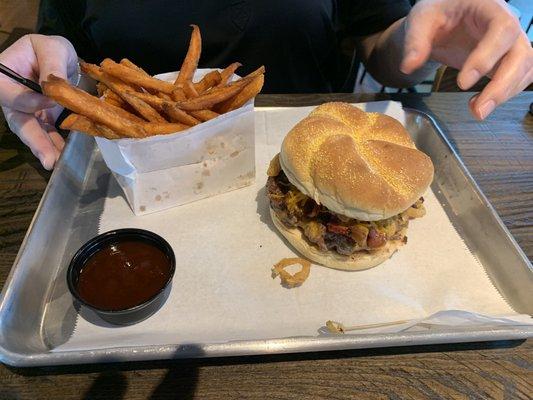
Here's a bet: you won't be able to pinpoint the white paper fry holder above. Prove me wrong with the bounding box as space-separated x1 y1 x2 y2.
95 69 256 215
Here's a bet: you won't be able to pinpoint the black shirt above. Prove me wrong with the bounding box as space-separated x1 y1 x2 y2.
38 0 410 93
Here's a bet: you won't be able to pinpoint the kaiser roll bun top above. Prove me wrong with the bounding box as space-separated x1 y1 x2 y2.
279 102 434 221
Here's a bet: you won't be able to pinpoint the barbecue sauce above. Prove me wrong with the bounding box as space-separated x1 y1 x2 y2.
77 240 171 310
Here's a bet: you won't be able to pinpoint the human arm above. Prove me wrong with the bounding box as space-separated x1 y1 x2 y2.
0 34 78 169
356 0 533 119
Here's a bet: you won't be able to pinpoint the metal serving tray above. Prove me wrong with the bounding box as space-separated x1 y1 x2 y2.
0 108 531 367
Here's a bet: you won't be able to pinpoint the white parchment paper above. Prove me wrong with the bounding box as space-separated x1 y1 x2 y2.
54 102 532 352
95 70 255 215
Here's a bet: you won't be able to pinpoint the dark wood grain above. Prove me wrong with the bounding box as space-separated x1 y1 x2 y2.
1 93 532 399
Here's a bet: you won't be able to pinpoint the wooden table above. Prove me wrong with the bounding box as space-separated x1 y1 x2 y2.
0 93 531 399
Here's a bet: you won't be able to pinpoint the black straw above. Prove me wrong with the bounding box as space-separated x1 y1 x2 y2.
0 63 42 93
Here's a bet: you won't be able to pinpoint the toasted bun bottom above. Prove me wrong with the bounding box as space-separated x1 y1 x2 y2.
270 208 405 271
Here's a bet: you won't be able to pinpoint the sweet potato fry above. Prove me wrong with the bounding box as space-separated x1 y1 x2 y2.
58 112 78 127
218 62 242 86
84 61 166 122
193 70 221 93
171 88 187 102
183 81 199 98
167 67 264 111
168 74 256 111
162 102 200 125
42 26 265 141
172 85 243 111
102 90 126 108
65 113 184 138
120 58 149 75
120 92 167 123
101 58 176 94
100 94 145 123
60 113 122 140
128 90 200 129
82 61 144 98
174 25 201 85
96 82 107 96
157 92 172 101
126 90 164 109
189 109 219 122
80 60 102 76
101 91 141 119
81 62 130 90
118 59 163 94
143 122 189 135
82 62 142 113
66 115 187 137
43 75 147 138
216 73 264 113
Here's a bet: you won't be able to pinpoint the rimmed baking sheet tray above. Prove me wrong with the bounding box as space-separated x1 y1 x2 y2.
0 103 531 367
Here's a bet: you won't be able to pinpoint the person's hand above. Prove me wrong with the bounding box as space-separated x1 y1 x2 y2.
0 34 78 169
400 0 533 120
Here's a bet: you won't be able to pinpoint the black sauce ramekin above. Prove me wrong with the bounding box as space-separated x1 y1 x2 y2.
67 228 175 325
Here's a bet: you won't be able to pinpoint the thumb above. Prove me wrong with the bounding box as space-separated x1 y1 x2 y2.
400 5 445 74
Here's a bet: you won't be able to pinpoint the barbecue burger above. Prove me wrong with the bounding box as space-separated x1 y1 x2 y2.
266 102 434 271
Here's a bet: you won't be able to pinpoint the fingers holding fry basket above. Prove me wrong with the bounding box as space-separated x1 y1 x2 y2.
40 25 264 140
